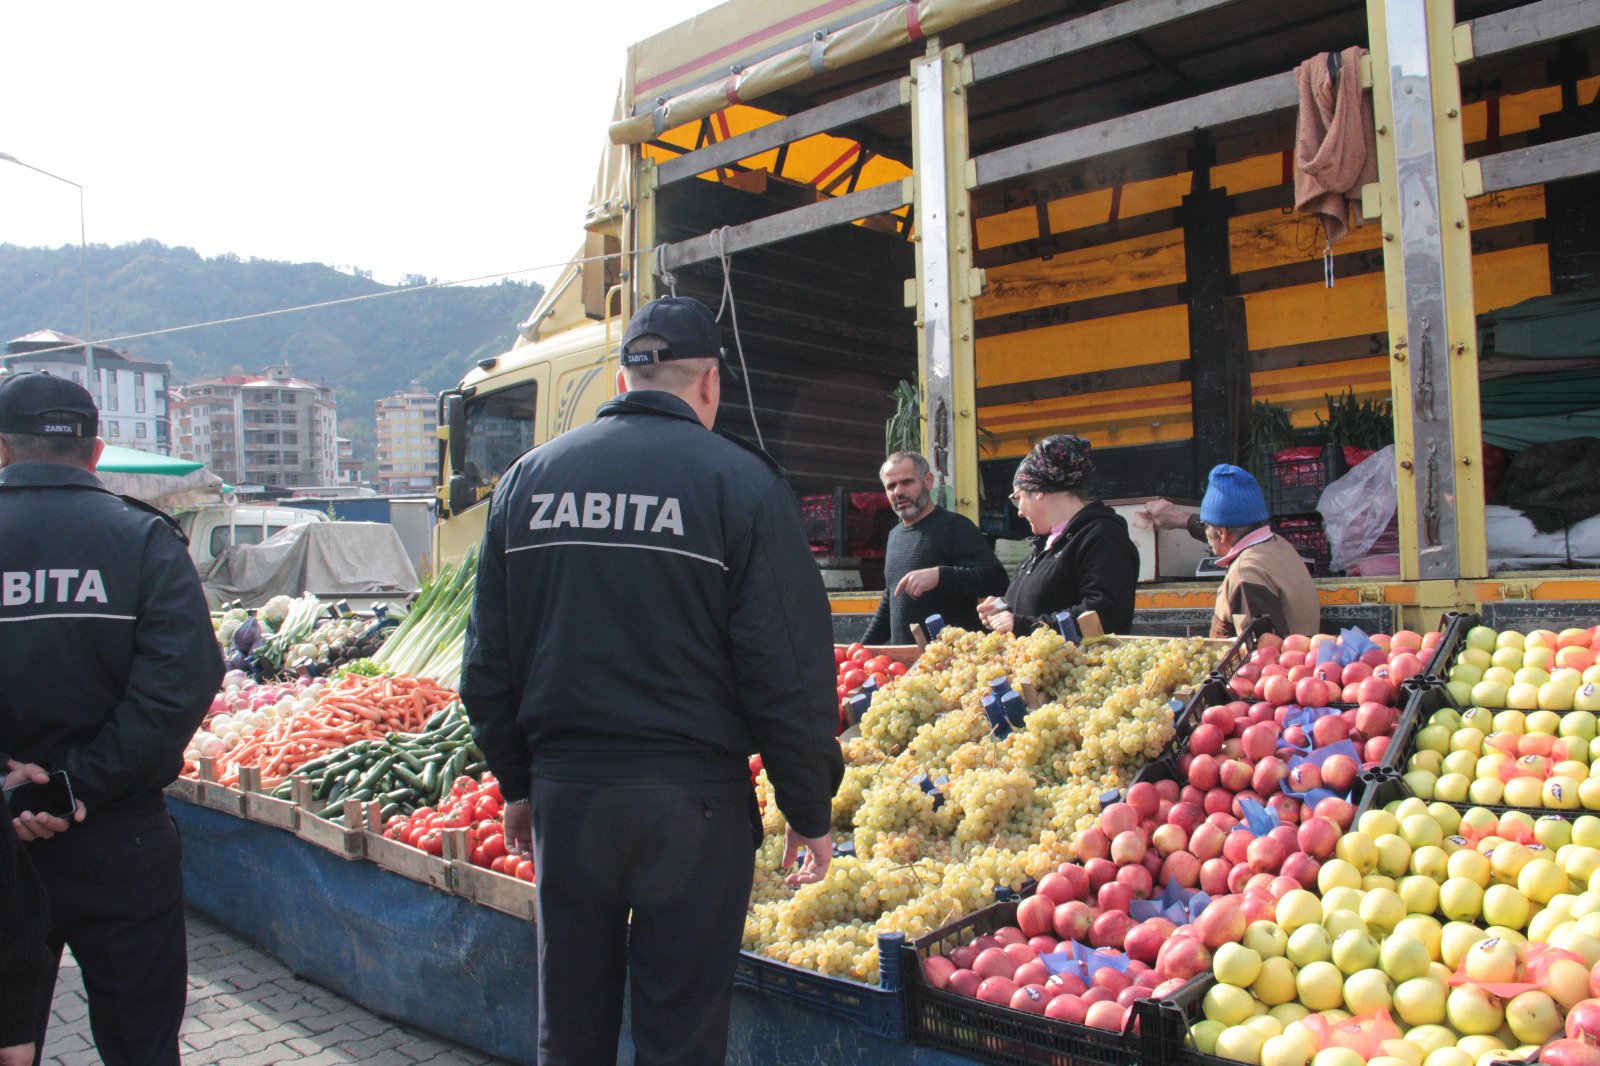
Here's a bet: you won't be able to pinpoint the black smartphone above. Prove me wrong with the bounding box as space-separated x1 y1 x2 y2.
4 770 75 819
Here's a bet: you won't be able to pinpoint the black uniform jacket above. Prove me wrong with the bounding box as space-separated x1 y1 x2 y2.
0 462 222 816
459 391 844 839
1005 500 1140 637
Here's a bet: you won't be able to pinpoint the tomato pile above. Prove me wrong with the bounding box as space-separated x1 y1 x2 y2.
381 773 535 882
835 642 909 731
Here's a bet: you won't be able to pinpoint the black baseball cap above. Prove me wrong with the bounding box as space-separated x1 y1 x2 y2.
0 371 99 437
619 297 737 380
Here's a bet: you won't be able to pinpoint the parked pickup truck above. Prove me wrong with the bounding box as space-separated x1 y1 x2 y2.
177 506 328 572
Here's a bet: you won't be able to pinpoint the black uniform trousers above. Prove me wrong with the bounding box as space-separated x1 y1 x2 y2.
27 800 187 1066
530 774 758 1066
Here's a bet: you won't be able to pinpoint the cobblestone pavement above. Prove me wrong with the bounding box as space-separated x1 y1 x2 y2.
40 909 519 1066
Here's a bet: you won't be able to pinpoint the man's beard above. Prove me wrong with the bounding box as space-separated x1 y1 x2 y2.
892 487 930 519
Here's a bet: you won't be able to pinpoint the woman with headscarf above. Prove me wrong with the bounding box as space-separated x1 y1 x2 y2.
978 435 1140 636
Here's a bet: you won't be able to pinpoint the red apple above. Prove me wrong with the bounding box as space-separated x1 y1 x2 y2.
1045 994 1089 1023
974 947 1016 980
1053 901 1092 941
994 926 1028 947
1085 858 1118 893
1082 986 1115 1006
1100 802 1141 837
1018 894 1056 938
1262 675 1294 707
1248 835 1287 874
1341 660 1373 684
1298 816 1340 858
1189 723 1224 757
1389 651 1423 683
1268 874 1302 898
1357 676 1395 706
1312 715 1350 747
1099 880 1134 914
1118 862 1154 900
1252 757 1289 797
1228 676 1255 700
924 955 957 989
1359 648 1388 668
1312 661 1341 683
1199 858 1232 896
1011 984 1051 1014
1567 999 1600 1041
1240 722 1278 762
1227 863 1254 894
1288 762 1322 792
1219 759 1253 792
1179 784 1207 809
1111 830 1148 866
1207 812 1239 832
1540 1041 1600 1066
948 944 979 970
1314 796 1356 829
1364 736 1391 764
947 969 981 997
976 976 1018 1005
1004 942 1039 968
1127 781 1160 818
1203 788 1234 815
1028 935 1058 956
1161 851 1201 888
1188 754 1221 791
1229 791 1264 819
1038 871 1079 906
1053 863 1090 901
1194 897 1247 949
1268 824 1300 856
1154 779 1180 803
1124 920 1172 965
1189 823 1226 861
1222 829 1252 865
1355 702 1397 738
1168 802 1204 836
1089 910 1131 950
1281 851 1321 889
1341 682 1362 703
1266 793 1301 823
1295 677 1330 708
1152 823 1188 858
1085 1001 1127 1032
1321 754 1359 793
1157 935 1212 980
1076 826 1110 862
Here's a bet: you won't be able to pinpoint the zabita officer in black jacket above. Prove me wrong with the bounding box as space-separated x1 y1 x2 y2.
979 434 1140 637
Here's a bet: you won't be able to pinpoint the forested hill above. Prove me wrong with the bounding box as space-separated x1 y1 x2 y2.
0 241 544 463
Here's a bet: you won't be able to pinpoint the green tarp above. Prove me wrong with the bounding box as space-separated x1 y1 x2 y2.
1480 367 1600 420
95 444 203 475
1487 289 1600 360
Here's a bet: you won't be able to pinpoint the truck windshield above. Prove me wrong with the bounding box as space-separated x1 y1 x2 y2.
461 380 539 500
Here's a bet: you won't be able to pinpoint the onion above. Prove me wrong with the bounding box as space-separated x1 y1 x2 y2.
199 735 224 758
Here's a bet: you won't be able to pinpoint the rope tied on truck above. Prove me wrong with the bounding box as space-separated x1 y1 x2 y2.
709 226 765 450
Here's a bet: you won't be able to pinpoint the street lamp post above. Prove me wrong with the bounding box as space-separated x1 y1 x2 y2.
0 152 92 396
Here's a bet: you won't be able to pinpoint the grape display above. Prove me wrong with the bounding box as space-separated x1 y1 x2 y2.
742 626 1223 985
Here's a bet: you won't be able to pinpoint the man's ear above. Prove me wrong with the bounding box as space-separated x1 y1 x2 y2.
89 437 106 472
615 369 630 395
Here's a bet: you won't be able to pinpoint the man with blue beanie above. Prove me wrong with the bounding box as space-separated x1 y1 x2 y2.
1195 464 1319 638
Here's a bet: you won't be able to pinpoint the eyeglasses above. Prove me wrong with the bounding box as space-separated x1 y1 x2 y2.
1009 490 1026 506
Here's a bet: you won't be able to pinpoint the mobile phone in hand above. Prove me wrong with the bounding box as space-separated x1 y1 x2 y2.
5 770 75 819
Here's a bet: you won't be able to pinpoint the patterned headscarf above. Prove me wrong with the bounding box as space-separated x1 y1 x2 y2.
1014 434 1094 495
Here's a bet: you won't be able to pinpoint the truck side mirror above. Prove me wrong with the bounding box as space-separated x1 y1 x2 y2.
448 474 476 516
442 393 466 474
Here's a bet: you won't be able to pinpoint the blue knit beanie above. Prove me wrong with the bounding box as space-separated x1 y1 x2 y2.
1200 464 1268 527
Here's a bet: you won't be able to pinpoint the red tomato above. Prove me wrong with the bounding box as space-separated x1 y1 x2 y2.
842 669 867 690
865 656 891 674
515 860 536 883
480 832 508 861
404 825 427 848
850 648 870 665
887 662 909 677
483 780 503 803
474 796 502 822
490 855 508 874
869 671 889 686
836 684 848 698
436 812 471 830
420 830 444 856
846 642 866 658
471 846 491 867
834 647 848 665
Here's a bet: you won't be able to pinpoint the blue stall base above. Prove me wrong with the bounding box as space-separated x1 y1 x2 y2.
170 799 980 1066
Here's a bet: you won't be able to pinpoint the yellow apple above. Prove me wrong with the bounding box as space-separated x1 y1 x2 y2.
1412 751 1446 776
1319 860 1362 894
1398 875 1441 915
1441 922 1490 968
1470 777 1507 805
1447 984 1506 1034
1541 956 1592 1011
1215 1024 1266 1065
1465 937 1520 983
1505 989 1563 1045
1361 810 1402 838
1296 961 1346 1011
1396 915 1444 960
1392 976 1448 1026
1287 924 1333 967
1344 968 1394 1014
1192 1019 1226 1054
1450 848 1492 886
1528 907 1573 941
1204 982 1257 1025
1482 883 1531 929
1215 942 1264 987
1261 1032 1311 1066
1277 890 1324 933
1253 956 1299 1006
1440 877 1485 921
1443 750 1479 776
1504 776 1546 808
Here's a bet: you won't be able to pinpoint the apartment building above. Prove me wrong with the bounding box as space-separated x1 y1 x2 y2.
175 365 338 488
374 384 438 493
336 437 364 484
3 330 172 454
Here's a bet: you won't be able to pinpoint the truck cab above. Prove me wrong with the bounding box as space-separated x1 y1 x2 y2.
179 505 329 571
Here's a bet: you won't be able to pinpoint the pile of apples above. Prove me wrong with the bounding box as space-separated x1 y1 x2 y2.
1226 631 1438 709
919 783 1361 1028
1404 700 1600 810
1182 796 1600 1066
1446 626 1600 712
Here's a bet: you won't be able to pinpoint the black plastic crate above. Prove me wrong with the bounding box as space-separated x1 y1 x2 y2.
1423 611 1479 682
1136 972 1247 1066
903 896 1161 1066
801 492 877 547
1263 443 1348 517
1271 517 1332 576
734 931 909 1040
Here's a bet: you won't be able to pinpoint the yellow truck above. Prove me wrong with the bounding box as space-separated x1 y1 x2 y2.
435 0 1600 637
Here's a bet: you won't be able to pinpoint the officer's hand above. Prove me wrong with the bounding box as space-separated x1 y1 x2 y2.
0 1042 36 1066
976 596 1001 621
502 800 532 859
2 759 47 791
13 801 84 843
894 567 941 599
985 610 1015 634
783 826 832 886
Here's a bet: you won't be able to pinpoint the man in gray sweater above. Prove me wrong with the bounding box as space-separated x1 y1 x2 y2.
861 452 1009 645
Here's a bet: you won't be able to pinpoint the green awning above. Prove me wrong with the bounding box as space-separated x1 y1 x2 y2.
95 444 204 476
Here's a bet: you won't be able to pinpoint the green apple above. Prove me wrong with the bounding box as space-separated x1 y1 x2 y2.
1295 961 1346 1011
1452 663 1484 687
1287 923 1333 967
1411 1026 1462 1060
1245 920 1288 959
1504 989 1563 1044
1508 683 1541 710
1448 681 1476 706
1215 942 1264 987
1497 630 1527 652
1537 815 1574 849
1490 647 1523 671
1430 708 1464 732
1344 968 1394 1014
1446 983 1505 1034
1203 981 1256 1025
1378 933 1432 982
1404 770 1438 800
1191 1019 1225 1054
1261 1032 1311 1066
1393 976 1448 1026
1483 667 1516 689
1324 909 1369 939
1472 682 1509 708
1253 956 1299 1006
1428 803 1463 837
1332 929 1380 975
1214 1025 1265 1064
1467 626 1499 653
1441 921 1490 968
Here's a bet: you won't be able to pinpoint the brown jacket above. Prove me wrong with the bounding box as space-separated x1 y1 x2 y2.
1211 532 1321 639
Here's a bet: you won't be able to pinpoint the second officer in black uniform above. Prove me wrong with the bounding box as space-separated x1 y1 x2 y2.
0 372 222 1066
461 296 844 1066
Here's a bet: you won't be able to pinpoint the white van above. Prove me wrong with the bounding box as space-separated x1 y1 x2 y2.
178 505 328 571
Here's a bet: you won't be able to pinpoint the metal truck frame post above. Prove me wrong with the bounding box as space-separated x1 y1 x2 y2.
912 41 981 519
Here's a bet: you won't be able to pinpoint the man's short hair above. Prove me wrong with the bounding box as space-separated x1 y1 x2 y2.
1207 522 1259 541
622 334 718 392
0 431 96 466
882 451 930 479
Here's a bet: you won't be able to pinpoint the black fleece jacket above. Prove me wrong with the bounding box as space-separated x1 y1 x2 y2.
1004 501 1140 636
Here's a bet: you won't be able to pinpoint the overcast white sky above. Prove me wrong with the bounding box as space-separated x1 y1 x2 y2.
0 1 712 287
